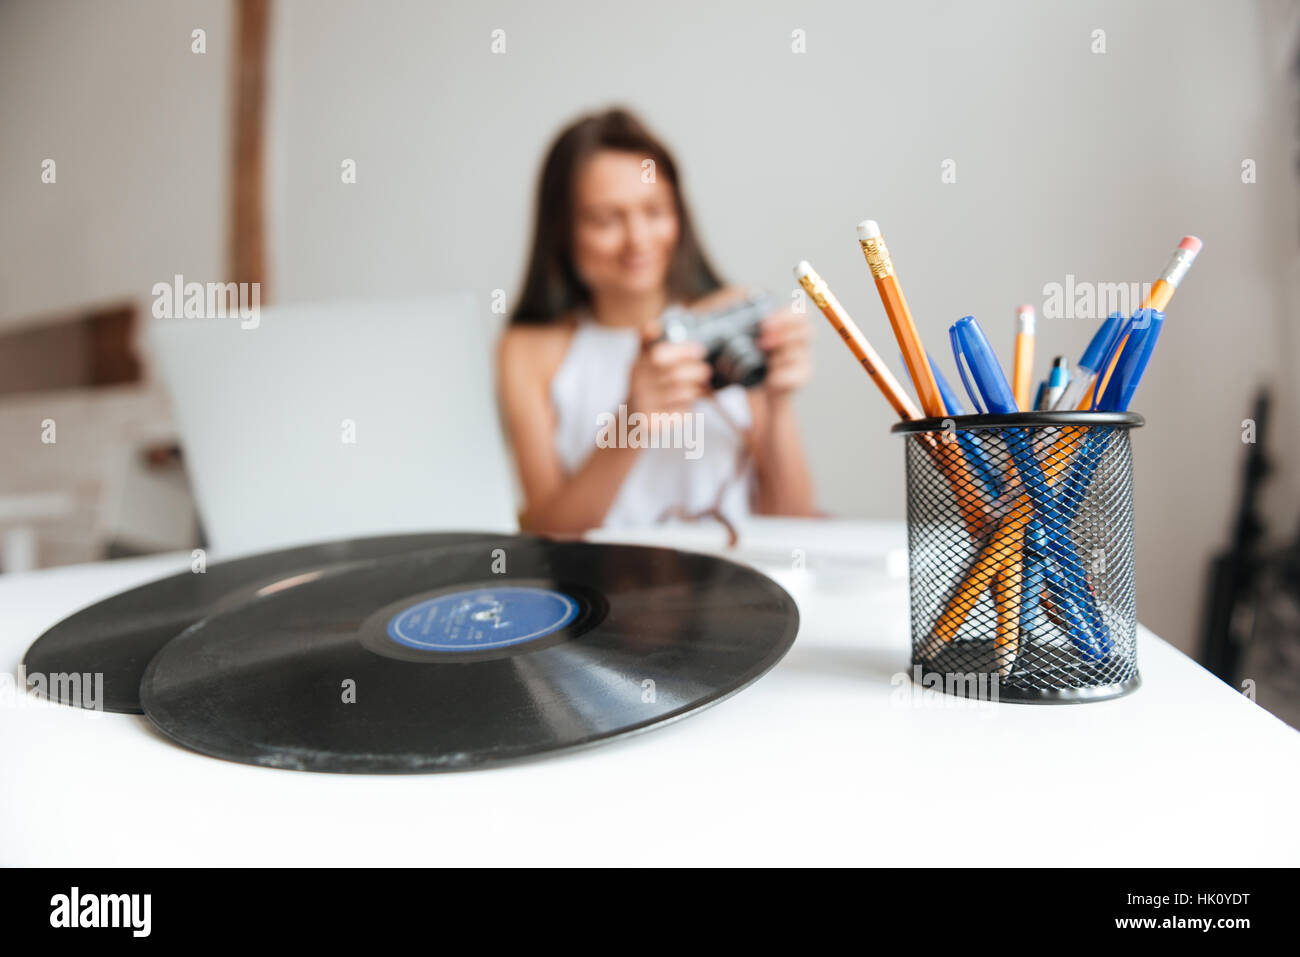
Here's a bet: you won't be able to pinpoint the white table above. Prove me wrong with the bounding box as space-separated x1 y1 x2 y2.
2 522 1298 866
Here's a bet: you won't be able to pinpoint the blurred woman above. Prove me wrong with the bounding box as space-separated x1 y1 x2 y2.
498 108 815 536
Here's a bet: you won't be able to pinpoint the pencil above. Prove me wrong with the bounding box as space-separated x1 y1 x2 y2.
857 220 947 418
993 555 1025 677
795 261 920 420
930 423 1084 646
795 261 991 537
928 498 1032 649
1012 305 1035 411
1080 236 1201 409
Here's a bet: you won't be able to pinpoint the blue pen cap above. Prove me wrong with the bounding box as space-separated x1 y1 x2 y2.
1099 308 1164 412
1080 313 1126 373
1048 359 1069 388
950 315 1019 415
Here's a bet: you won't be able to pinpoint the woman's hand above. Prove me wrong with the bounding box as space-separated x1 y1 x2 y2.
627 336 711 417
758 307 813 399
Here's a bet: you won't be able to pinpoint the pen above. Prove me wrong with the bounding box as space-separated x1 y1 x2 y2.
1051 313 1125 411
943 316 1109 657
950 315 1018 415
1013 305 1036 411
938 316 1036 657
1044 357 1070 410
1097 309 1165 412
1019 523 1048 635
903 350 1004 499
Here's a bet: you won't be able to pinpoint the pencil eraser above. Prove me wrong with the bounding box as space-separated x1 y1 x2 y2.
856 220 881 240
1178 236 1202 255
1017 304 1035 317
794 260 814 280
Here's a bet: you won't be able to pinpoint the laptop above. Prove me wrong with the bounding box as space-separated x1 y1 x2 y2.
148 295 517 556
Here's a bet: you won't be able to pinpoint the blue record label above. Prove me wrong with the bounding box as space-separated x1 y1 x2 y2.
385 585 579 652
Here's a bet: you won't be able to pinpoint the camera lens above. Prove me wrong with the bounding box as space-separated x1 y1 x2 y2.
715 338 767 388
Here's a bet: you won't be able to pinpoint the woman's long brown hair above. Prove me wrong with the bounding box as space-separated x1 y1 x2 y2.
510 108 724 324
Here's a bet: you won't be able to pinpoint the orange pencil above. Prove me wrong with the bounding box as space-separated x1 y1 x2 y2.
993 556 1025 676
929 422 1079 647
1012 305 1035 411
795 261 920 420
1080 236 1201 409
929 498 1032 650
795 260 992 538
857 220 947 418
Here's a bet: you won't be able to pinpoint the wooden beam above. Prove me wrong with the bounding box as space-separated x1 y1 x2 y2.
229 0 271 297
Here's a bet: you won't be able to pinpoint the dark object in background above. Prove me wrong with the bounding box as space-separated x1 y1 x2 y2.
661 288 772 389
1200 389 1272 684
1241 529 1300 718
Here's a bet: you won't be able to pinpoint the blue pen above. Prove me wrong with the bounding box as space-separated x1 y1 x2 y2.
1061 308 1165 515
904 351 1003 498
1021 521 1098 656
1042 555 1107 659
1052 313 1126 410
927 351 966 416
950 316 1018 416
1098 309 1164 412
1060 309 1164 516
1045 357 1070 408
1019 522 1048 634
950 315 1110 657
1056 307 1166 547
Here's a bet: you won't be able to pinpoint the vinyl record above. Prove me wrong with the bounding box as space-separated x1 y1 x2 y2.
23 532 527 713
139 541 799 773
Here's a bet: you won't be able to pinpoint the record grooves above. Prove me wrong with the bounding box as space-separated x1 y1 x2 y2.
138 540 799 773
23 532 527 713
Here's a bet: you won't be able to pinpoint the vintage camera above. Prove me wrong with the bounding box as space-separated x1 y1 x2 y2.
659 288 773 389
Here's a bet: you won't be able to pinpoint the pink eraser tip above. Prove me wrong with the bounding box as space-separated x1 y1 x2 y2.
1017 304 1034 315
1178 236 1202 254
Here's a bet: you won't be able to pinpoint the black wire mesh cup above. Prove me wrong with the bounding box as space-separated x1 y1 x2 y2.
890 411 1144 703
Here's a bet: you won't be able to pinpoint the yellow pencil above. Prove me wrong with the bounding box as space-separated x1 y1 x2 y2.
1012 305 1035 411
1080 236 1201 409
795 260 992 538
993 554 1025 677
856 220 947 418
795 261 920 420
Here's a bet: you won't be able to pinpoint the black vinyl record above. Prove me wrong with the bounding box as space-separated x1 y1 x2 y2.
23 532 526 713
139 540 799 773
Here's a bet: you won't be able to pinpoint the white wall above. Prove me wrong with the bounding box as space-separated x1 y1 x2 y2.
0 0 231 566
2 0 1296 654
266 0 1300 651
0 0 231 328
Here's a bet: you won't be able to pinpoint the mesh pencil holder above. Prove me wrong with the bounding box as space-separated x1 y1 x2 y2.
890 411 1144 703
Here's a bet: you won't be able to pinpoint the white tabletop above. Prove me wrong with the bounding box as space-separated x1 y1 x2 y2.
2 521 1298 866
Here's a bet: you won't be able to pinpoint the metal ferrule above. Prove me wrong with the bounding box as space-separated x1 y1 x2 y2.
1160 247 1196 287
797 272 831 310
859 236 895 280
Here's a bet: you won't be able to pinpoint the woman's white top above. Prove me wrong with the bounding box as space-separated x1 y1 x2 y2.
549 316 754 529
